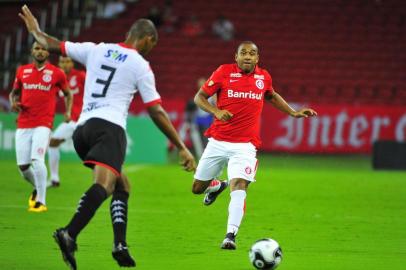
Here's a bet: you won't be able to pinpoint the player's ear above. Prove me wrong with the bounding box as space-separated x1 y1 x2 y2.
136 36 146 47
141 35 151 44
146 35 154 45
234 53 238 62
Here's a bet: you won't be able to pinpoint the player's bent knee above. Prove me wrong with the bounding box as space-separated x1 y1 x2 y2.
97 179 116 196
192 186 204 194
93 166 119 196
192 180 208 194
49 138 64 147
18 164 30 171
230 178 249 191
117 174 131 193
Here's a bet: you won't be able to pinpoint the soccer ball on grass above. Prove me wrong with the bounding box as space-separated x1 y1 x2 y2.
249 238 282 269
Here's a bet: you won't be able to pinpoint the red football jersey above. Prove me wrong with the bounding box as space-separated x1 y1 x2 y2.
13 63 68 129
67 68 86 121
202 64 273 148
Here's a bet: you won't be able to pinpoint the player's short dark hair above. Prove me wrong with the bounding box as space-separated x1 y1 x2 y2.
128 19 158 42
237 41 259 54
31 41 47 50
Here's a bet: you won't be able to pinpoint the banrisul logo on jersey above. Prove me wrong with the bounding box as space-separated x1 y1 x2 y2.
227 89 263 100
104 50 128 63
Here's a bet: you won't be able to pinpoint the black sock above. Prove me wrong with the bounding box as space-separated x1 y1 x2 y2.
31 189 37 201
110 189 129 246
66 184 107 240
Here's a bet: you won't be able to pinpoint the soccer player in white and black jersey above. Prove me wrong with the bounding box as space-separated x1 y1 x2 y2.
19 5 196 269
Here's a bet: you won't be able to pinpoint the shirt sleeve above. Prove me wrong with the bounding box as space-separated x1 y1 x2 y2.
62 41 96 66
12 67 22 89
136 71 161 107
264 70 273 95
201 65 225 96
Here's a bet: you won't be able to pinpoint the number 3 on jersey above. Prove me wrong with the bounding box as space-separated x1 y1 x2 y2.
92 65 116 98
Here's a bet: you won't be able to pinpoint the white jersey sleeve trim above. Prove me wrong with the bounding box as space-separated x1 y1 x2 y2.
64 41 97 66
136 71 161 104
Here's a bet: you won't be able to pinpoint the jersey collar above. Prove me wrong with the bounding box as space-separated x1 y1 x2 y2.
234 63 259 76
31 62 49 72
118 42 138 52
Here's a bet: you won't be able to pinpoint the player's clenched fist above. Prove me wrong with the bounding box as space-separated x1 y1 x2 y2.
214 109 233 122
11 101 23 112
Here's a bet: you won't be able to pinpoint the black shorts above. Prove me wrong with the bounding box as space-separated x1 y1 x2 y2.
73 118 126 176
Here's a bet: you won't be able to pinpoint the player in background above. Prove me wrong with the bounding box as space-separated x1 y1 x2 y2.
191 41 317 249
48 56 85 187
19 5 196 269
9 41 72 212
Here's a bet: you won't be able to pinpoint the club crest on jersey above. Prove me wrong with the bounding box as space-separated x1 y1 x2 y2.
255 79 264 90
245 166 252 174
105 49 128 63
69 75 77 87
42 74 52 83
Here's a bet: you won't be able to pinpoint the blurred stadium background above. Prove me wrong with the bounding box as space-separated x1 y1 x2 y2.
0 0 405 158
0 1 405 269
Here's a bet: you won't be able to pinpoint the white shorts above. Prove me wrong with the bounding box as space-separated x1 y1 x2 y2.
51 121 77 140
194 138 258 182
15 127 51 165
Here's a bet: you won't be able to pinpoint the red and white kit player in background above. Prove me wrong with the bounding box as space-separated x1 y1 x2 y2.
48 56 85 187
9 42 73 212
192 41 317 249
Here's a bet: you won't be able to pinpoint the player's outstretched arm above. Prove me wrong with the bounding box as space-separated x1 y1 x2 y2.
265 90 317 118
194 89 233 121
147 104 196 172
19 5 61 53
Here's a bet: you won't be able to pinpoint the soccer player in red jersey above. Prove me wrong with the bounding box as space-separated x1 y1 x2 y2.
48 56 86 187
9 42 72 212
192 41 317 249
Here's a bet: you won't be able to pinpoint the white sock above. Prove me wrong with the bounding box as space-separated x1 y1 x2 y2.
204 179 221 194
227 190 247 235
31 160 48 205
19 166 35 186
48 147 60 182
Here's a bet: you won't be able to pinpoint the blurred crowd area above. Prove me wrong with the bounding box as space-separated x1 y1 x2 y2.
0 0 405 109
0 0 405 154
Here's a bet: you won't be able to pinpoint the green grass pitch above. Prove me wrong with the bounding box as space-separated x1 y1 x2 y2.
0 155 405 270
